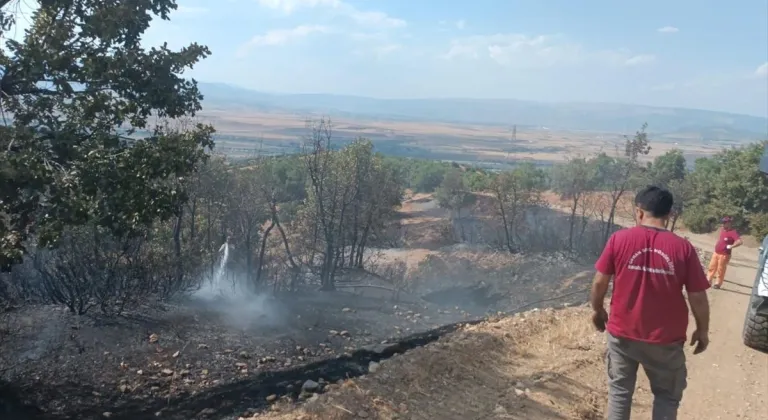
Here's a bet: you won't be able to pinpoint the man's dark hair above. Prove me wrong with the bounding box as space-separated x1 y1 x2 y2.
635 185 674 218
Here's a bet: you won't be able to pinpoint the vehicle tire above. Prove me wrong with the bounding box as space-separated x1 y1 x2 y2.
742 295 768 352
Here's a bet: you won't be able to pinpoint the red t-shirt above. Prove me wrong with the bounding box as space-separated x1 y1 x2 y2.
595 226 710 344
714 228 740 255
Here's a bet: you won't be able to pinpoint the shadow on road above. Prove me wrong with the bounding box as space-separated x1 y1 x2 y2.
729 260 758 270
717 288 751 297
724 280 753 290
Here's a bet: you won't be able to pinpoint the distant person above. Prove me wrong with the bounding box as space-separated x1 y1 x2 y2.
590 185 710 420
707 216 742 289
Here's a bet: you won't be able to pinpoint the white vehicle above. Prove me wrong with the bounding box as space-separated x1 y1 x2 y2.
742 145 768 351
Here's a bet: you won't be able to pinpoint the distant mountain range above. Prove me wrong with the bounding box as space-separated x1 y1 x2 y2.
198 82 768 140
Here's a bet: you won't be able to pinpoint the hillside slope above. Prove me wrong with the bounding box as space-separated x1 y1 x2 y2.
259 306 607 420
250 236 767 420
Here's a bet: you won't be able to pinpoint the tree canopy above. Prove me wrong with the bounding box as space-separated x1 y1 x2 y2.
0 0 214 270
684 142 768 235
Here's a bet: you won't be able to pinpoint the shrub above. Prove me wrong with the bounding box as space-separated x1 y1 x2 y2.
682 206 718 234
748 212 768 240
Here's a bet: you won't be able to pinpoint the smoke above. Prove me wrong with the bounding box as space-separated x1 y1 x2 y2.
189 243 286 331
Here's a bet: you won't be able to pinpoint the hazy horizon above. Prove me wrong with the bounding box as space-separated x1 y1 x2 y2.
199 81 768 118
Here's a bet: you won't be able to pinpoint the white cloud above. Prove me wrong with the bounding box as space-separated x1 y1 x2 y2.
444 34 553 61
237 25 330 56
456 20 466 30
657 26 679 33
755 62 768 77
353 43 402 59
376 44 401 55
256 0 340 14
255 0 405 28
624 54 656 66
349 31 411 60
347 10 405 28
349 32 387 41
442 33 654 69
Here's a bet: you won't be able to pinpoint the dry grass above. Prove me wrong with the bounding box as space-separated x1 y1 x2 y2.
254 306 607 420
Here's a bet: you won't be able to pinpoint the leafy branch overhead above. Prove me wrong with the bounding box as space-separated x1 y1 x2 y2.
0 0 214 270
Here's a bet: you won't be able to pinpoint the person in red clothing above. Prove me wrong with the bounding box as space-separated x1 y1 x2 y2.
707 216 743 289
590 185 711 420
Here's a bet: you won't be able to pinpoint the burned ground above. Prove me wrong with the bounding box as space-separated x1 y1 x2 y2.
0 193 598 419
0 250 593 419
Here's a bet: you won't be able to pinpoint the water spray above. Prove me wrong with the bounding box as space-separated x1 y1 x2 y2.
212 236 231 296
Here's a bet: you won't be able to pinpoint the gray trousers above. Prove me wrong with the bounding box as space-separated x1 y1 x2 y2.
606 333 687 420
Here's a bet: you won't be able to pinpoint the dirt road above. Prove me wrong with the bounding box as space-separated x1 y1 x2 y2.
543 201 768 418
644 244 767 419
579 208 768 417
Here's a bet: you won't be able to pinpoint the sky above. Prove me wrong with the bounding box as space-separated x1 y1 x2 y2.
6 0 768 117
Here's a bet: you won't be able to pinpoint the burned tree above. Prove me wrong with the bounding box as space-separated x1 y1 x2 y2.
491 163 547 253
552 157 595 251
300 119 403 290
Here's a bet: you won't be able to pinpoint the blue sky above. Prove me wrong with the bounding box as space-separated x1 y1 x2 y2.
8 0 768 116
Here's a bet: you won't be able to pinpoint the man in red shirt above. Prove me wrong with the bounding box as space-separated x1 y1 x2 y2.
590 186 711 420
707 216 743 289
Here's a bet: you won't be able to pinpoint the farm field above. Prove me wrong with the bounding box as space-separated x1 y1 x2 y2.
198 110 731 164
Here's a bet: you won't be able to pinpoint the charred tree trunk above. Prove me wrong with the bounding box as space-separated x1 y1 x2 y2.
255 221 275 287
244 224 253 286
496 193 514 253
568 196 579 251
320 242 335 291
189 199 197 241
355 214 373 268
173 207 184 288
604 191 624 245
670 213 680 232
206 199 214 276
349 208 359 268
270 205 298 269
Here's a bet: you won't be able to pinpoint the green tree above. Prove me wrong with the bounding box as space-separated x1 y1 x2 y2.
412 162 448 192
666 177 694 232
435 168 474 241
435 169 473 213
648 149 687 186
684 142 768 233
0 0 213 270
646 149 689 230
463 168 491 191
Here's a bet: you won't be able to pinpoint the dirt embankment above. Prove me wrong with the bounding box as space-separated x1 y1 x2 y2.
257 306 606 420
